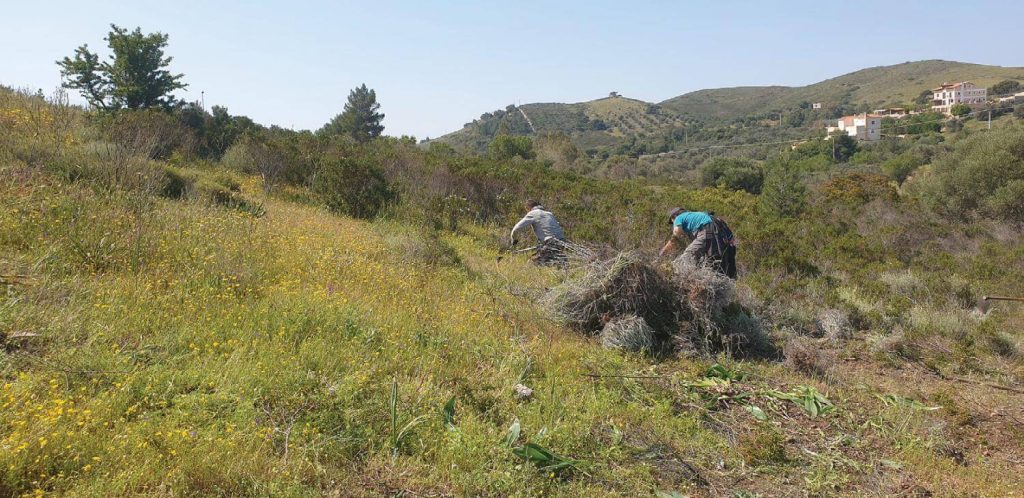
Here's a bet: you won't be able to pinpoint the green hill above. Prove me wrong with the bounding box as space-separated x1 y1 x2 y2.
436 96 686 153
434 60 1024 155
660 60 1024 121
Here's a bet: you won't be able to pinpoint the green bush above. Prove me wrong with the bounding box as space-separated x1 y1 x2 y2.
313 157 396 219
916 124 1024 223
984 179 1024 223
950 103 971 117
220 140 256 174
700 157 764 194
488 135 534 160
881 151 926 185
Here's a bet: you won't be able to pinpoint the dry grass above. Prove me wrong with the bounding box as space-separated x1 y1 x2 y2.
783 336 834 378
599 315 658 352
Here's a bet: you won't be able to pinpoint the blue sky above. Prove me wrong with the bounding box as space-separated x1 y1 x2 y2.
3 0 1022 138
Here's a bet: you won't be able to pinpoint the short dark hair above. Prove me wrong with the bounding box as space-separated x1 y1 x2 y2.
525 199 542 209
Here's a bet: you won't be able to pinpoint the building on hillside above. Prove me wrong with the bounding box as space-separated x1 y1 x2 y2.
931 81 987 114
872 108 907 118
997 91 1024 103
812 102 823 109
608 91 620 98
826 113 882 141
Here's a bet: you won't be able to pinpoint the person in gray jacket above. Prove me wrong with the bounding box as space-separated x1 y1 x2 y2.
510 200 566 265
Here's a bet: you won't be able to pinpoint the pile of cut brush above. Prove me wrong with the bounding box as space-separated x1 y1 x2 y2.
544 251 767 356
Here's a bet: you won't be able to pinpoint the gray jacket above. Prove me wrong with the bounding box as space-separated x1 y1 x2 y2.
511 207 565 243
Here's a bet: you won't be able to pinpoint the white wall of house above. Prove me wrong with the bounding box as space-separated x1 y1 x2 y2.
827 113 881 141
932 82 987 113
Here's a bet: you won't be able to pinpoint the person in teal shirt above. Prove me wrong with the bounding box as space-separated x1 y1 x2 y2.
659 207 737 278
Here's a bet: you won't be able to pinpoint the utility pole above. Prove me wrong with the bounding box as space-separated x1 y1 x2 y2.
201 91 205 112
988 109 992 130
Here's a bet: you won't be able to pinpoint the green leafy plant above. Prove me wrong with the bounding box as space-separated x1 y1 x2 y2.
442 396 457 430
511 442 584 473
767 386 834 417
745 404 768 421
705 363 747 381
503 418 521 448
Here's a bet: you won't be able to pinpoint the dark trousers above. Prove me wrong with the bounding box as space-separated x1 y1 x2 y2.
682 228 737 279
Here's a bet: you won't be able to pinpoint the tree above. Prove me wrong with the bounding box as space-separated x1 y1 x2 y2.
177 104 257 159
489 135 534 160
989 79 1022 96
950 103 971 117
761 161 807 217
914 89 934 106
791 131 858 163
783 109 806 128
57 25 186 110
319 84 385 143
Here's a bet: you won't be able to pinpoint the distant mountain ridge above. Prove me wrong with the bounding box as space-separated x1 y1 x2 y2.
433 60 1024 154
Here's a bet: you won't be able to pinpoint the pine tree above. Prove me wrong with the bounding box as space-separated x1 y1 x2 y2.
319 84 385 143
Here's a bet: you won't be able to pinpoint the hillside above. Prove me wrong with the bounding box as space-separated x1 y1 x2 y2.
4 86 1024 496
434 60 1024 157
436 96 686 153
660 60 1024 121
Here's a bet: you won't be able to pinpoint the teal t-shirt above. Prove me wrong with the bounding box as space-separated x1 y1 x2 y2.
673 211 713 236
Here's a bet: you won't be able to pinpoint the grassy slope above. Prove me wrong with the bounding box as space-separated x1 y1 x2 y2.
2 168 1024 496
660 60 1024 120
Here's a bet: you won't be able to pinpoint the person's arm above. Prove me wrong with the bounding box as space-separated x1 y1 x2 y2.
510 213 534 245
659 226 686 257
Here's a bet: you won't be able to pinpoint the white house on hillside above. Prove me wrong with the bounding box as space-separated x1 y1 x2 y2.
931 82 986 114
827 113 881 141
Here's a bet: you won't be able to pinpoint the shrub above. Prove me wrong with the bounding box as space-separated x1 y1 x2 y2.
489 135 534 160
96 109 195 160
220 140 256 174
738 424 787 466
784 336 832 377
384 227 462 269
881 152 926 185
950 103 971 117
984 179 1024 223
700 157 764 194
313 156 396 219
916 124 1024 223
816 309 852 341
821 172 897 206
